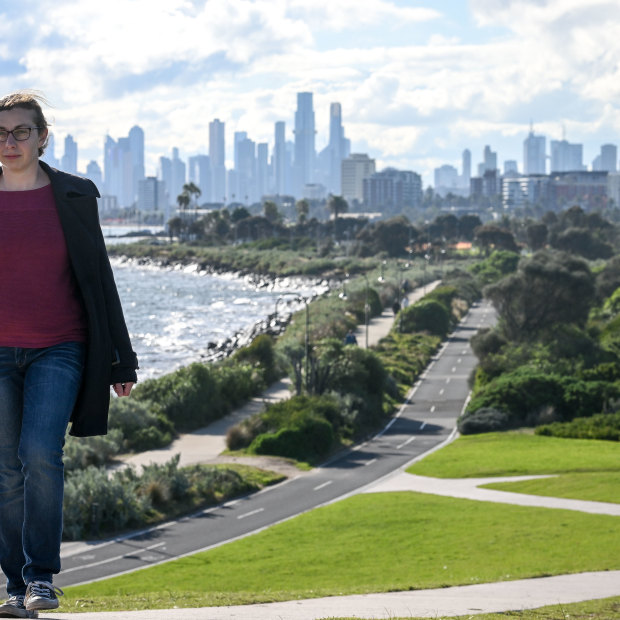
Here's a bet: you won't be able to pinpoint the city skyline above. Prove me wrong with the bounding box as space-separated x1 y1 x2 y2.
3 1 620 187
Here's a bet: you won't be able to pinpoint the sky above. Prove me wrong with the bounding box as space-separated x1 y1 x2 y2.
2 0 620 188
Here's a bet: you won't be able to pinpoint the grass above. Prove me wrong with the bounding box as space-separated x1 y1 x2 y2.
483 471 620 504
328 595 620 619
60 490 620 612
407 431 620 478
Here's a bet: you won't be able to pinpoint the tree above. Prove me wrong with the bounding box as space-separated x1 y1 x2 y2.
327 195 348 240
182 182 201 213
474 224 518 256
525 222 548 251
485 250 595 342
296 199 310 224
263 200 280 224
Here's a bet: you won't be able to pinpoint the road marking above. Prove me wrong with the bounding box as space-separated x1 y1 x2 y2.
430 405 436 413
237 508 265 520
397 437 416 449
457 358 462 364
63 542 166 574
446 377 451 384
314 480 333 491
439 388 444 396
365 458 377 466
451 366 457 372
420 422 427 431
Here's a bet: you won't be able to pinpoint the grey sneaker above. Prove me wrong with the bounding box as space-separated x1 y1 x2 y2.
0 594 38 618
24 581 63 611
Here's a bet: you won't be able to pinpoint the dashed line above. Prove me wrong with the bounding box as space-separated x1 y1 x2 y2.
420 422 427 431
63 542 166 575
439 388 444 396
314 480 333 491
430 405 436 413
237 508 265 520
365 458 377 466
397 437 416 450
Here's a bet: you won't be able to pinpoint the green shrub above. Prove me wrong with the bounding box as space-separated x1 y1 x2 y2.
457 408 513 434
536 411 620 441
108 397 174 452
399 299 451 337
251 414 334 462
233 334 278 384
64 430 124 471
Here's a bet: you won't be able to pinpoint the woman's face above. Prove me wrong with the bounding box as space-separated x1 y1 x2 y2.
0 107 48 176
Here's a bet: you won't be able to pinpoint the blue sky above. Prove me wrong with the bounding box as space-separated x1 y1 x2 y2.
1 0 619 187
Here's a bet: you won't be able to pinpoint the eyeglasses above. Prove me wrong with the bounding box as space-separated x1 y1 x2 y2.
0 127 42 142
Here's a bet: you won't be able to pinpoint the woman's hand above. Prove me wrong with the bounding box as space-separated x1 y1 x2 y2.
112 382 135 397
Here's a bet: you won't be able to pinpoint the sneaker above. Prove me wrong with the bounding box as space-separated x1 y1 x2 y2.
0 594 38 618
24 581 63 611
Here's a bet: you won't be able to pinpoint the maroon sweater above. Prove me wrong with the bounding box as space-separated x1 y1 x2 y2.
0 184 87 347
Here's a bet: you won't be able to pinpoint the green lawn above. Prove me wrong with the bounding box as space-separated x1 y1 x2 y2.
62 490 620 612
483 471 620 504
407 431 620 478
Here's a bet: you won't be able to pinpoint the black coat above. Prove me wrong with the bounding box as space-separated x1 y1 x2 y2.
40 161 138 437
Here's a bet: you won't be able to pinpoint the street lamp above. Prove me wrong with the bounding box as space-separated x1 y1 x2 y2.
377 260 387 283
362 273 370 348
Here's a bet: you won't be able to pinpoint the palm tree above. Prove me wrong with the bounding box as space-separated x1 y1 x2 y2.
327 194 349 240
182 182 202 217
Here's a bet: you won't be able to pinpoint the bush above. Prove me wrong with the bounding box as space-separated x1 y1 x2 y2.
108 397 174 452
457 407 513 434
536 411 620 441
64 430 124 471
399 299 451 337
251 414 334 462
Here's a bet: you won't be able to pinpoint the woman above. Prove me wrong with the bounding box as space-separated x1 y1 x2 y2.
0 91 138 617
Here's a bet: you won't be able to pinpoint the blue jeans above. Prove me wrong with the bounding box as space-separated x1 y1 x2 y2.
0 342 85 595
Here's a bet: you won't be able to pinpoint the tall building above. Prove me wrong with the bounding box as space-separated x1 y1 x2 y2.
61 135 78 175
256 142 269 201
209 119 226 203
364 168 423 210
138 177 167 214
341 153 376 206
293 92 316 197
434 164 459 196
168 147 186 203
325 102 348 195
273 121 287 195
41 133 59 168
235 136 256 204
523 130 546 175
481 145 497 175
461 149 471 187
85 160 103 192
128 125 145 202
550 139 584 172
600 144 617 172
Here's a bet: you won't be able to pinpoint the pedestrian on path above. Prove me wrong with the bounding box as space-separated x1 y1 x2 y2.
0 91 138 617
343 329 358 345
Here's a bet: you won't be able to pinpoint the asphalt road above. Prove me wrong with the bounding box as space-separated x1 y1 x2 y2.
54 300 496 587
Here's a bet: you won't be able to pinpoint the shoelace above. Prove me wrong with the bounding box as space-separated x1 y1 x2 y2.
26 581 64 599
4 595 25 607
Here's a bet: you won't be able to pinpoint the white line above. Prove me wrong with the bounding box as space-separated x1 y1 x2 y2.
439 388 444 396
420 422 426 431
365 458 377 466
313 481 333 491
396 437 415 449
430 405 436 413
237 508 265 520
62 542 166 575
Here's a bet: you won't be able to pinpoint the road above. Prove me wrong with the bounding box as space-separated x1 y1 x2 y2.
55 300 496 587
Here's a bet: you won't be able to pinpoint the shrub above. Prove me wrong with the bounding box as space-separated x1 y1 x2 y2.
64 430 124 471
399 299 451 337
457 407 513 434
108 397 174 452
536 411 620 441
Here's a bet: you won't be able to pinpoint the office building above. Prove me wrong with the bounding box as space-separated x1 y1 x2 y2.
293 92 316 197
341 153 376 205
138 176 167 213
364 168 422 210
550 139 584 172
523 131 546 175
273 121 287 195
61 135 78 175
209 119 226 203
188 155 211 201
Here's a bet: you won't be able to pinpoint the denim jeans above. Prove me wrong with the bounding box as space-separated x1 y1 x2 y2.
0 342 85 595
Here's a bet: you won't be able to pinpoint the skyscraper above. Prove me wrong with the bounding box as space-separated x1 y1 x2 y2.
188 155 211 200
600 144 617 172
209 119 226 203
550 139 584 172
61 135 78 175
461 149 471 188
523 131 546 175
128 125 145 202
293 92 316 197
273 121 287 195
326 102 347 194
